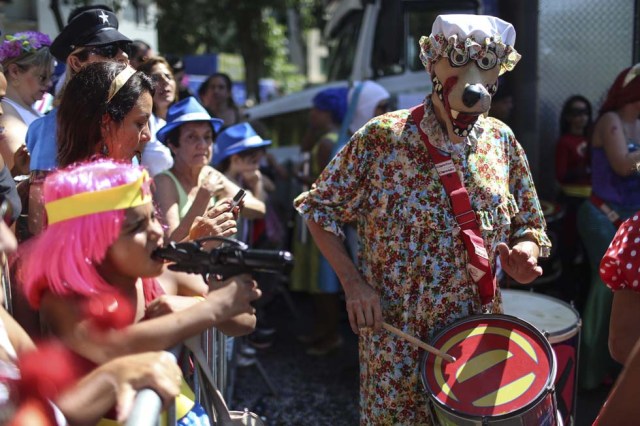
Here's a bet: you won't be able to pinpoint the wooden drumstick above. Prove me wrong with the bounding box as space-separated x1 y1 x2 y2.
382 322 456 363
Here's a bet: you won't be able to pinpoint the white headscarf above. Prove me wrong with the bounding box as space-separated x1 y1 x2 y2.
348 81 390 133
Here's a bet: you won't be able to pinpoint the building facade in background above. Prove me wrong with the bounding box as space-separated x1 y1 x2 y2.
0 0 158 52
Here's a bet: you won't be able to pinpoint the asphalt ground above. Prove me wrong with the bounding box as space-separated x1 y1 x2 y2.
229 287 611 426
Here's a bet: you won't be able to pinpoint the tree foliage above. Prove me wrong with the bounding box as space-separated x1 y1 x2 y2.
155 0 325 101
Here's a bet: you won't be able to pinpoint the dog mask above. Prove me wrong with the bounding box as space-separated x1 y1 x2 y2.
420 15 521 143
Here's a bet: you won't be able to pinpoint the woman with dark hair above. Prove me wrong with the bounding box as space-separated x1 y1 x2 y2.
554 94 593 304
137 56 176 176
556 95 593 192
578 64 640 390
56 61 154 167
197 72 242 126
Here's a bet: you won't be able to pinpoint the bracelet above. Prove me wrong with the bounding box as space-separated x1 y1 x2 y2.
194 296 205 302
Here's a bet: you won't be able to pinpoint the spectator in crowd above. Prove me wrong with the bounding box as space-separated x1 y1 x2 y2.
594 212 640 424
18 159 261 424
600 212 640 365
346 81 391 135
292 87 347 356
555 94 593 304
578 63 640 390
0 31 54 177
213 122 276 351
198 72 243 128
166 54 194 100
0 66 22 227
154 97 265 243
0 189 182 426
26 5 132 236
128 39 153 70
56 62 152 168
213 122 273 206
138 56 176 176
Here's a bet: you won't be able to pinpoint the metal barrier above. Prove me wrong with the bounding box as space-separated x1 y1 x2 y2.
125 351 178 426
124 330 233 426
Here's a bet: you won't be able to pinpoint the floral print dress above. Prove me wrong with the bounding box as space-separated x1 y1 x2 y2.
294 97 551 425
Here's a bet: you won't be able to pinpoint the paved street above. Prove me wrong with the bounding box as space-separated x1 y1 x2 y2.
232 292 610 426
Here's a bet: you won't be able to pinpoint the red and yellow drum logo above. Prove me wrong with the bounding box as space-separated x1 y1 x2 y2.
422 316 554 417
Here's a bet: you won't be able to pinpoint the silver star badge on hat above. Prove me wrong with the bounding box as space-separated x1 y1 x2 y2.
98 10 109 24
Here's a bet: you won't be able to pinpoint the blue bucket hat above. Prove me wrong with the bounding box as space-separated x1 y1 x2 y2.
156 97 223 144
213 123 272 165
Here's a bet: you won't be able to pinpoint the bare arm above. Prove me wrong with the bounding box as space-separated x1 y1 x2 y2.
151 271 256 336
0 113 29 175
596 113 640 176
56 352 182 426
609 289 640 364
306 219 382 334
40 274 261 364
595 336 640 425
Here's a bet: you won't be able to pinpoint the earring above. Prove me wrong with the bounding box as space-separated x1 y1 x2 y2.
101 143 110 156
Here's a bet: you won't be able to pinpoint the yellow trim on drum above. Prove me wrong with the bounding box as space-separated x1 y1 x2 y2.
434 325 539 402
456 350 513 383
472 372 536 407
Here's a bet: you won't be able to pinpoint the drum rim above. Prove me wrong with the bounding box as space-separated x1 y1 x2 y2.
421 314 558 420
500 289 582 339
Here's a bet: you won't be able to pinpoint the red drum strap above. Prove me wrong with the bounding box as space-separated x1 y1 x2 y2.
410 105 496 306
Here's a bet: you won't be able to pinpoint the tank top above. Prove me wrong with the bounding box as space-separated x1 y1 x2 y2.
156 170 192 219
591 141 640 207
311 131 338 176
2 97 41 126
156 170 216 220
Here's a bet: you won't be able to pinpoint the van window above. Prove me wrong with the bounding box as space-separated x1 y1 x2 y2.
326 11 363 81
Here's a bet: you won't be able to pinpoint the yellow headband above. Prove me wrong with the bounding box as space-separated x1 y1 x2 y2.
106 66 137 103
45 170 152 225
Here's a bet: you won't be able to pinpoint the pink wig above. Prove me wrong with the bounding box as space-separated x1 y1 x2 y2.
19 159 152 308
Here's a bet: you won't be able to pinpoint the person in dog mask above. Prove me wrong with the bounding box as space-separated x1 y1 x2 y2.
294 14 551 424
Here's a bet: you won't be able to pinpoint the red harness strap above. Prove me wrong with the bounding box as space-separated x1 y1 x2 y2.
410 105 496 306
590 194 624 228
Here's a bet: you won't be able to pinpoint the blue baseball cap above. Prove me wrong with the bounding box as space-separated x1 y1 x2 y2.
156 97 223 144
213 123 271 165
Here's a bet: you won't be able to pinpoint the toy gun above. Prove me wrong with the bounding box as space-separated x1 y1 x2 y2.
152 236 294 280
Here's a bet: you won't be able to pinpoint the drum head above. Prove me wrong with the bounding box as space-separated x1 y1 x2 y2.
422 315 556 419
501 289 580 339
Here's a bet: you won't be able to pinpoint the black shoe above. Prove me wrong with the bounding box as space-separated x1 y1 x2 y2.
247 329 276 349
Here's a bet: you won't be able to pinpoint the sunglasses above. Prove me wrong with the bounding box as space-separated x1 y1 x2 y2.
567 108 589 117
85 42 131 59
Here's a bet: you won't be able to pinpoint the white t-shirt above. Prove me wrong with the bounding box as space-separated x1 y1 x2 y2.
141 114 174 176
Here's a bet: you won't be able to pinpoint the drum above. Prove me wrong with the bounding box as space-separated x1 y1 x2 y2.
421 315 558 425
501 289 581 426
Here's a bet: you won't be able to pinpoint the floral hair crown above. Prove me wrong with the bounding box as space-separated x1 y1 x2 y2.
0 31 52 63
419 33 521 76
